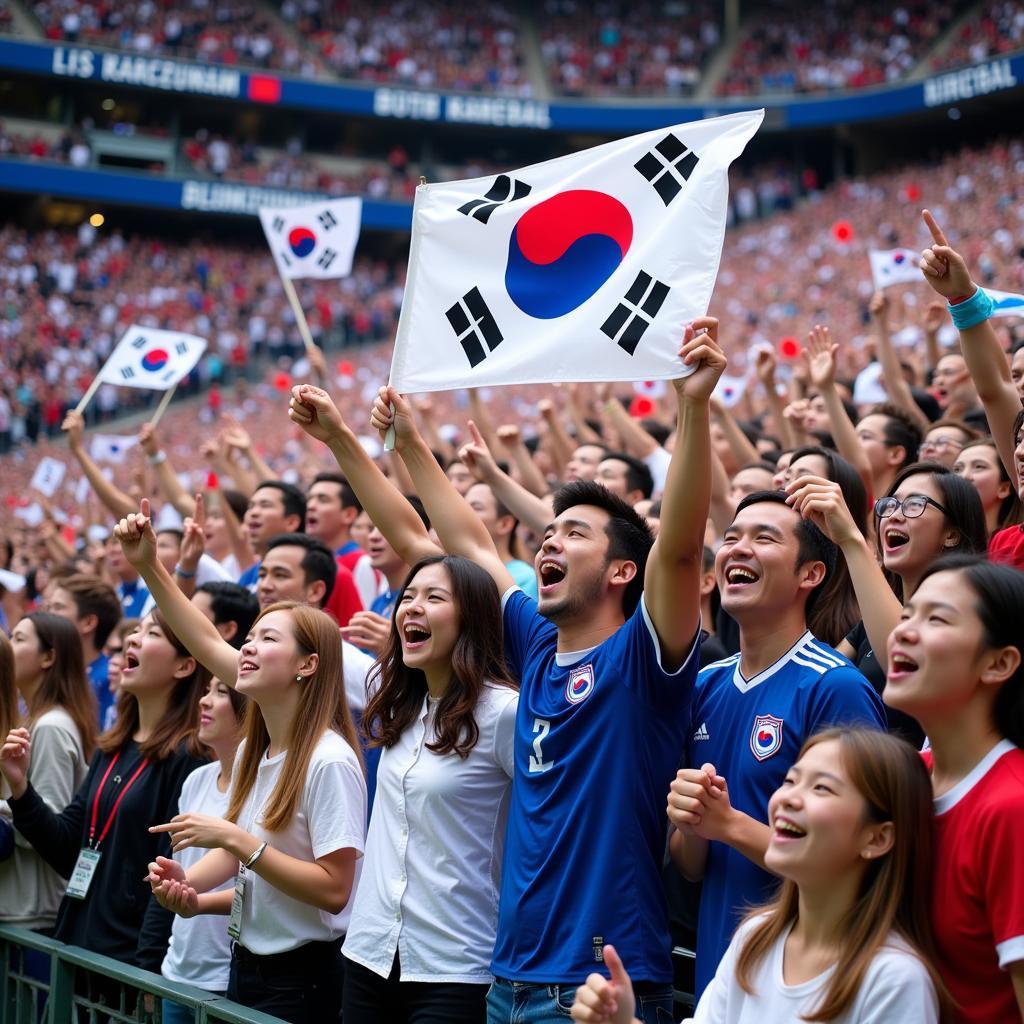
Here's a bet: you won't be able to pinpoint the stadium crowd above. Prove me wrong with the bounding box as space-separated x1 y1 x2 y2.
0 112 1022 1024
3 0 1020 98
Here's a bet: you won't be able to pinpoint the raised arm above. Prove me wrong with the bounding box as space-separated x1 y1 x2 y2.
495 423 550 498
288 384 440 567
62 411 136 519
222 420 276 488
711 396 760 469
802 326 873 494
644 318 726 669
921 300 946 376
786 475 901 659
754 348 796 449
537 398 574 475
564 384 604 447
137 423 197 519
600 385 662 459
919 209 1023 488
868 293 930 434
113 499 240 684
370 389 515 595
460 422 553 536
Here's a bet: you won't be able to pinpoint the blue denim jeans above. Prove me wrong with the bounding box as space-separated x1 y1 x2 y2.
487 977 674 1024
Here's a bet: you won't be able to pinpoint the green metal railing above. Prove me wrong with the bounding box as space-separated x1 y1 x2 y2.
0 925 284 1024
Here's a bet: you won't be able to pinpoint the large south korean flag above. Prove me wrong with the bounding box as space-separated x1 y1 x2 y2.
390 109 763 392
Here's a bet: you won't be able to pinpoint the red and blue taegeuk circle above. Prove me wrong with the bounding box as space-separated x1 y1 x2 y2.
505 190 633 319
141 348 169 372
288 226 317 258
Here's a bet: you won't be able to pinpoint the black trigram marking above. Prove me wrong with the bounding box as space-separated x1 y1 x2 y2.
130 335 147 350
600 271 670 355
120 366 136 379
272 215 286 233
316 248 338 271
446 287 503 367
318 209 337 231
634 134 699 206
458 175 532 224
174 341 189 356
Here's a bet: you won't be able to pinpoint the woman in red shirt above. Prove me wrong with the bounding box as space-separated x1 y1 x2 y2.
885 556 1024 1022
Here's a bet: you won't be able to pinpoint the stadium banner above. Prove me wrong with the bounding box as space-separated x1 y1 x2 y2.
0 160 412 229
390 109 763 392
0 38 1021 134
96 326 207 391
258 197 363 279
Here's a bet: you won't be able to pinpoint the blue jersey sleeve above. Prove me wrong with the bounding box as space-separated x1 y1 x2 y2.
807 665 886 733
501 588 556 681
607 594 701 709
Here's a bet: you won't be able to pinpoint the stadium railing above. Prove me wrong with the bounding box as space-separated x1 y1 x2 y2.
0 924 284 1024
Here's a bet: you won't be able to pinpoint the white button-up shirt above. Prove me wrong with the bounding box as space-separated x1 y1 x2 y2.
343 683 517 982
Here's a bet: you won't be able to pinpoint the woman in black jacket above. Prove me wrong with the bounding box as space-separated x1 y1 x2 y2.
0 609 209 973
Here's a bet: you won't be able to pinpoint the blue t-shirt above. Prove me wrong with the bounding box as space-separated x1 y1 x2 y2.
686 631 885 997
88 653 112 728
117 579 151 619
506 558 538 601
238 561 259 593
492 588 700 984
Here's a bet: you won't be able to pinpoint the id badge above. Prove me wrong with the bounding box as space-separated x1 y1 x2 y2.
227 867 246 941
66 848 102 900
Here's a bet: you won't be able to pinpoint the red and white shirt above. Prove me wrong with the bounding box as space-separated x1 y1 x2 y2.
924 740 1024 1023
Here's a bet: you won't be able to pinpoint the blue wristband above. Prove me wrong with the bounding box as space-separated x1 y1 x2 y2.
949 287 994 331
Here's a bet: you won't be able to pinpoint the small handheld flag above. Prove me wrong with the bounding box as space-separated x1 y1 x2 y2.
258 198 362 281
89 434 139 464
989 288 1024 319
30 457 66 498
869 248 922 290
96 327 207 392
389 109 763 393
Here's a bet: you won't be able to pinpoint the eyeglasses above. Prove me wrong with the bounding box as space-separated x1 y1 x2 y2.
874 494 949 519
919 436 964 456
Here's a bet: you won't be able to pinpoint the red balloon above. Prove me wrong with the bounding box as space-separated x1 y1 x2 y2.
831 220 854 243
337 360 354 377
273 371 292 392
629 396 655 418
778 336 801 361
905 183 921 202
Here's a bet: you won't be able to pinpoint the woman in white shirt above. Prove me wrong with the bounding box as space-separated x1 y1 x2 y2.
341 553 518 1024
572 728 954 1024
112 502 366 1024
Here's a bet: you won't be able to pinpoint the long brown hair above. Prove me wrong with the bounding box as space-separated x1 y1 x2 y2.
20 612 98 760
365 555 516 759
734 728 955 1022
0 631 16 748
226 602 363 834
99 610 209 761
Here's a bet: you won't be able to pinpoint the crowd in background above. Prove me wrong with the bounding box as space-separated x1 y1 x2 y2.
2 0 1023 97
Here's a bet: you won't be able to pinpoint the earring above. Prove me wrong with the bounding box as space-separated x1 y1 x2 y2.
295 674 302 682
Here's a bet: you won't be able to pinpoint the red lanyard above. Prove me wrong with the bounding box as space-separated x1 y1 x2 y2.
88 752 149 850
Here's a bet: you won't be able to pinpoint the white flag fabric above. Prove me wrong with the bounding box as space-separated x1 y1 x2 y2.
258 198 362 280
632 380 667 399
989 288 1024 318
14 502 44 527
96 327 207 392
869 249 921 290
74 475 92 504
89 433 139 464
30 456 66 497
389 109 764 392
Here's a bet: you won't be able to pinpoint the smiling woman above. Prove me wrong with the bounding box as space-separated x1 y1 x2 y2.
341 554 519 1024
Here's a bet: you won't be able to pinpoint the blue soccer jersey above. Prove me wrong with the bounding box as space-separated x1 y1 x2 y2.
685 631 885 997
491 588 700 984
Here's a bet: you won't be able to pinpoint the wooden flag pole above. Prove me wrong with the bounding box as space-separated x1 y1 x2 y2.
280 275 318 356
73 375 103 416
149 384 177 427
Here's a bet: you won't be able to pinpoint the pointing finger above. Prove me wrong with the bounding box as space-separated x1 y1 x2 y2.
922 209 949 248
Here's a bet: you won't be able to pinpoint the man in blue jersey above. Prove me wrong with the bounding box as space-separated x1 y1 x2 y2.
667 489 885 998
353 320 725 1024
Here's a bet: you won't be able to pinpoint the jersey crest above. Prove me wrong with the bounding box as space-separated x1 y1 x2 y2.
566 663 595 705
750 714 784 761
